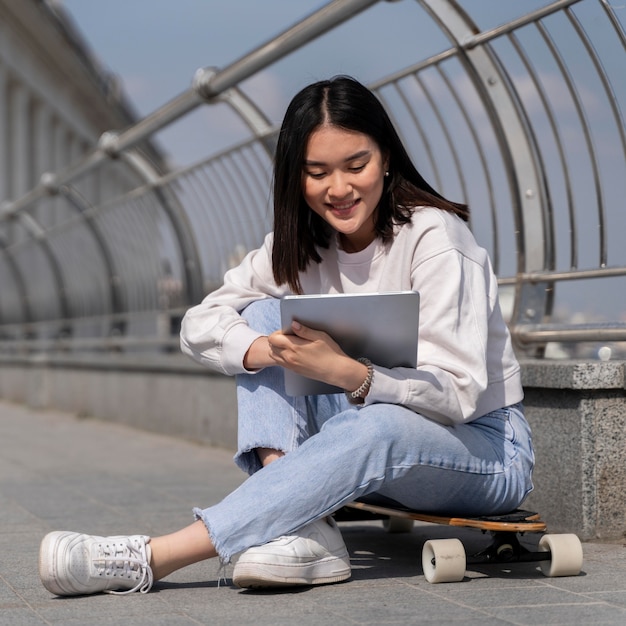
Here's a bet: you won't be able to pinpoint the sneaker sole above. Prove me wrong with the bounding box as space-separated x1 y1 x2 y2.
233 556 351 589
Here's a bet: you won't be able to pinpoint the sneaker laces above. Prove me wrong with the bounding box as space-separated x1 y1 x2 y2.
93 537 153 594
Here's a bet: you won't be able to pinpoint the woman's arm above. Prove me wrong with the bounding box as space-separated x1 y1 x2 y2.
365 246 521 424
180 234 287 374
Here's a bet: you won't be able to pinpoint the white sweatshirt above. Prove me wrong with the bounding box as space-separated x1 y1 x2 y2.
180 206 523 425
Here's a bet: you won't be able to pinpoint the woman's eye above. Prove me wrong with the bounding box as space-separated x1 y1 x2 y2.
307 171 326 179
349 164 366 173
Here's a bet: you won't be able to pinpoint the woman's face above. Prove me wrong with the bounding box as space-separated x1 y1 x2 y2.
302 125 388 253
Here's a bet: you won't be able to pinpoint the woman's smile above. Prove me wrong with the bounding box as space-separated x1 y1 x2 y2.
329 198 360 215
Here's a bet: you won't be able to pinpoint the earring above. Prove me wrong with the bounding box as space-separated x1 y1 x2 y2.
384 171 389 177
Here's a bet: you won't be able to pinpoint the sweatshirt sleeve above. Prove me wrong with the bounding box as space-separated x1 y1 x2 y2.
362 214 519 425
180 233 287 375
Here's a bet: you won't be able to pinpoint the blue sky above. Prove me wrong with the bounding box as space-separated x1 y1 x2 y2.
58 0 554 166
56 1 626 322
59 0 442 165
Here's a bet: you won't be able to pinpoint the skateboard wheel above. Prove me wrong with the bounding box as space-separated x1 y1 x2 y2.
383 517 414 533
496 543 515 560
538 533 583 577
422 538 466 583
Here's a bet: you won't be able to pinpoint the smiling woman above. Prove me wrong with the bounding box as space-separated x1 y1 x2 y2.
271 76 469 294
39 75 533 597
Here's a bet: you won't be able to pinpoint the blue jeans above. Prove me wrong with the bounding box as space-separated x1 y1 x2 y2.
194 299 535 563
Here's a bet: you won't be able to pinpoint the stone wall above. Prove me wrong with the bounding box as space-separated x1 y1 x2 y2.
0 353 238 451
1 354 624 540
520 359 626 540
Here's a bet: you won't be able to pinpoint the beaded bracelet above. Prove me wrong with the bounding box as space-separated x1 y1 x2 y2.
347 357 374 404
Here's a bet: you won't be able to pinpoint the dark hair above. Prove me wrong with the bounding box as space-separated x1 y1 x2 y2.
272 75 469 293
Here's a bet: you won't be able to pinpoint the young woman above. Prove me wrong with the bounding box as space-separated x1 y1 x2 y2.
39 76 533 596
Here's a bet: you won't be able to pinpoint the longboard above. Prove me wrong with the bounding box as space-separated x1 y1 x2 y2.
345 501 547 532
338 500 583 583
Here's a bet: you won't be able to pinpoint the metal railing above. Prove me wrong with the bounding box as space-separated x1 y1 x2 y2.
371 0 626 356
0 0 624 358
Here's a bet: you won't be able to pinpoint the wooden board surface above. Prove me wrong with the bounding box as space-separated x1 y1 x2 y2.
346 501 547 532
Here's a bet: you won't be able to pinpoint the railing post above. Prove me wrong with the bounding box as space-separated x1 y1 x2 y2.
417 0 554 354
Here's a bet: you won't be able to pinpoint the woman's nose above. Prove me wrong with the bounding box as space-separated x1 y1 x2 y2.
328 172 352 198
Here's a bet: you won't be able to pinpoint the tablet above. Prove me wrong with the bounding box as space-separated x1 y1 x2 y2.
279 291 419 396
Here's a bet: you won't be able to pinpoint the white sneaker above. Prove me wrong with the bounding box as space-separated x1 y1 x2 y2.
39 531 153 596
232 517 351 588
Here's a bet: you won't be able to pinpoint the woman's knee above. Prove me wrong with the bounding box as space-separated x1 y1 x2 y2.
323 405 417 448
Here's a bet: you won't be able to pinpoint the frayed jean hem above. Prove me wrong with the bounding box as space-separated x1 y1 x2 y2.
233 444 288 476
233 448 261 475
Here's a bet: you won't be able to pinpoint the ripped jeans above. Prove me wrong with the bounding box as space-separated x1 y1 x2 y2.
194 299 535 563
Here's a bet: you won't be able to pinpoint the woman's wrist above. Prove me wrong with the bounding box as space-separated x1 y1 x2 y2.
243 336 272 371
345 357 374 405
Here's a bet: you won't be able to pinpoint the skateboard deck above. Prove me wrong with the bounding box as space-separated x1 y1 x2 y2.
338 500 583 583
344 501 547 532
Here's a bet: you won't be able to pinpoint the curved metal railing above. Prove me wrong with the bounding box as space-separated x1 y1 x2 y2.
0 0 624 358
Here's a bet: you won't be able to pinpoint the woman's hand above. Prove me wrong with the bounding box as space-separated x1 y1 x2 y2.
264 321 370 393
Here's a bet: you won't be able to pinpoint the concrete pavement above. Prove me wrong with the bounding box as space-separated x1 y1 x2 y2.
2 399 626 625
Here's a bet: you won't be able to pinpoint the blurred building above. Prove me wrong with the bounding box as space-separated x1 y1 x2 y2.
0 0 164 240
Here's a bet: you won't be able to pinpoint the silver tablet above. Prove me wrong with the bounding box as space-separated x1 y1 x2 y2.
279 291 419 396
